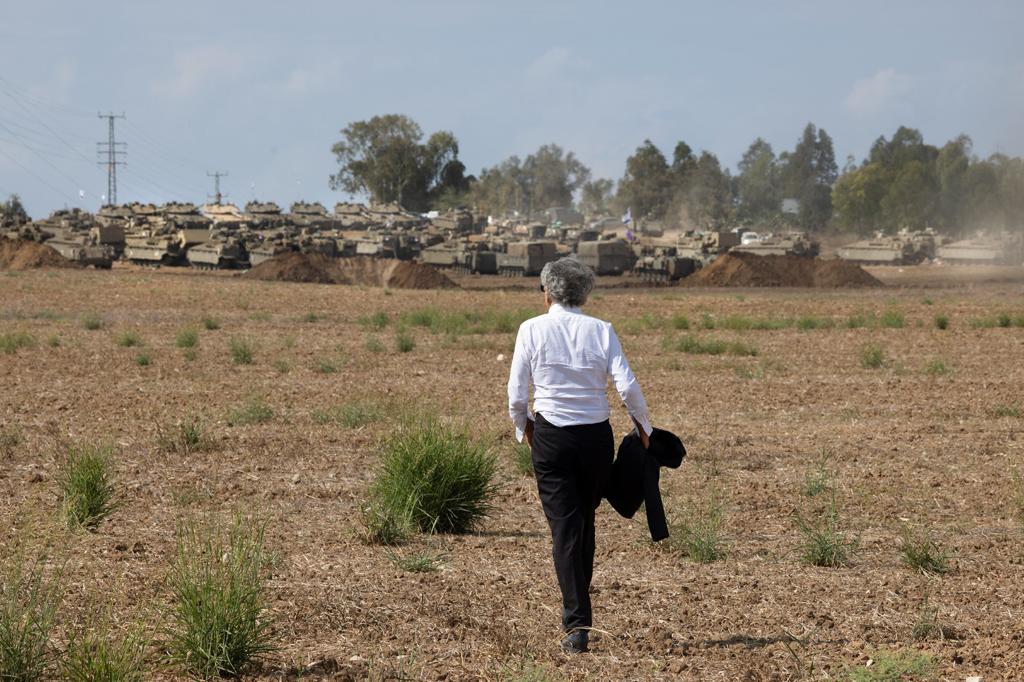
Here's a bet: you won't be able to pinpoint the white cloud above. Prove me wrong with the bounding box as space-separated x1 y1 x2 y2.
844 68 911 116
154 45 245 99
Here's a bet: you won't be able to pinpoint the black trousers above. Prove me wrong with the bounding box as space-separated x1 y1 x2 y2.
531 413 614 632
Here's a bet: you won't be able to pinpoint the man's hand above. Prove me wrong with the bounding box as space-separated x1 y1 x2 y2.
524 418 535 448
632 417 650 449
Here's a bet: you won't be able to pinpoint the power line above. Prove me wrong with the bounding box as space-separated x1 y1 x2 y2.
97 112 125 206
0 146 74 203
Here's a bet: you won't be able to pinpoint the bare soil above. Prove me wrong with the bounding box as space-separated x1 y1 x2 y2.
246 254 455 289
685 253 882 288
0 238 73 270
2 267 1023 680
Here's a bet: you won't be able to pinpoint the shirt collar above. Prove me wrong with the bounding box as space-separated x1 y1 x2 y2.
549 302 582 315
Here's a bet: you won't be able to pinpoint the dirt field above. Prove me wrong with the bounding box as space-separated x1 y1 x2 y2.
2 266 1023 680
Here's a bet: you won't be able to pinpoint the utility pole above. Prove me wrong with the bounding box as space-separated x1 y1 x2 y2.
207 170 228 205
96 112 126 206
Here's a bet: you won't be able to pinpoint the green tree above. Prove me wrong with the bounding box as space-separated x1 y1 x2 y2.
736 138 780 223
831 162 889 233
579 178 615 216
329 114 460 211
1 193 29 225
616 140 672 220
880 160 938 229
678 151 733 229
780 123 838 229
521 144 590 213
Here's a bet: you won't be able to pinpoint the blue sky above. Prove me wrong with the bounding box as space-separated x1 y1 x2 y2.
1 1 1022 216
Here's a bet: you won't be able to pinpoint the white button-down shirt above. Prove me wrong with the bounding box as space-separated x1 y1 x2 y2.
507 302 653 442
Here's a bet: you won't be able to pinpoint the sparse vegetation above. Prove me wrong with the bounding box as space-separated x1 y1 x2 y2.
272 359 290 373
365 336 385 353
924 359 950 377
134 352 151 367
899 526 950 575
368 417 496 534
227 397 274 426
157 415 214 455
845 650 935 681
1013 469 1024 525
664 335 758 357
510 442 533 477
62 621 148 682
388 551 445 573
993 404 1021 418
229 337 255 364
0 427 21 457
395 332 415 353
880 310 904 328
668 493 728 563
0 551 62 680
846 314 869 329
0 331 35 354
82 313 104 330
795 493 856 567
314 357 341 374
802 449 833 498
912 595 954 641
312 401 384 428
166 515 276 678
860 344 885 369
182 347 198 362
360 501 413 546
400 307 532 336
358 311 390 330
115 330 143 347
933 314 949 330
301 312 321 323
176 328 199 348
46 334 60 347
58 444 118 530
202 316 220 331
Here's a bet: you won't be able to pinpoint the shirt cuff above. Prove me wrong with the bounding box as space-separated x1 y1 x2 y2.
513 408 535 443
632 413 653 437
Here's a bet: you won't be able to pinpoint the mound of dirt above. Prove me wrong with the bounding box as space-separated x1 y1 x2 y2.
245 253 456 289
0 239 74 270
685 252 882 288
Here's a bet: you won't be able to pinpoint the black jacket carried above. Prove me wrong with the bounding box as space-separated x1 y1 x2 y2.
603 427 685 542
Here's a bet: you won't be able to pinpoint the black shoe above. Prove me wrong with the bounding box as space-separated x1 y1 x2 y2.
561 629 589 654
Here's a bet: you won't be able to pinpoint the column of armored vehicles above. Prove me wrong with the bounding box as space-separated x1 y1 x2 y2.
4 201 1019 276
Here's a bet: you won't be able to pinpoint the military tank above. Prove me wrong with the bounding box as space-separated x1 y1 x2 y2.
676 230 740 266
632 246 697 282
245 201 290 230
45 231 115 269
937 233 1023 265
187 231 248 270
289 202 337 231
496 240 558 276
837 232 917 265
576 239 637 276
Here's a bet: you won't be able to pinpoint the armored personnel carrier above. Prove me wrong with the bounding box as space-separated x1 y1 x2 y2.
46 231 115 269
576 239 637 276
496 240 558 276
421 241 473 272
430 208 475 235
731 232 819 258
837 233 917 265
334 202 371 230
123 233 187 266
187 231 248 270
937 233 1023 265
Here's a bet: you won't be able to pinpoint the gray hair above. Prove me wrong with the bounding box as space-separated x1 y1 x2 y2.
540 257 595 307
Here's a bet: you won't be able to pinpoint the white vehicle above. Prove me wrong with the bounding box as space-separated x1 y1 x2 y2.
741 231 761 245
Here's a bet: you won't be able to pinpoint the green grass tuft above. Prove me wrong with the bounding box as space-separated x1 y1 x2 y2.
795 493 856 568
301 312 320 323
62 621 148 682
358 311 390 330
82 313 104 330
668 493 728 563
0 331 35 354
157 415 214 456
369 418 496 534
899 527 950 575
314 357 341 374
860 344 885 369
924 359 950 377
510 442 533 477
365 336 385 353
166 515 276 678
176 328 199 349
993 405 1021 418
227 398 273 427
134 352 151 367
312 401 384 428
395 332 415 353
229 337 254 364
933 314 949 330
115 330 143 347
845 649 935 681
0 551 62 680
665 335 758 357
802 449 833 498
359 501 413 546
202 316 220 331
58 444 118 530
880 310 905 328
388 551 445 573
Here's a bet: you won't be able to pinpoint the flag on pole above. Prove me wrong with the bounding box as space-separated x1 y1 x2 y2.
621 207 632 225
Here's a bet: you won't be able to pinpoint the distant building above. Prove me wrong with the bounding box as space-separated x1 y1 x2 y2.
781 198 800 215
